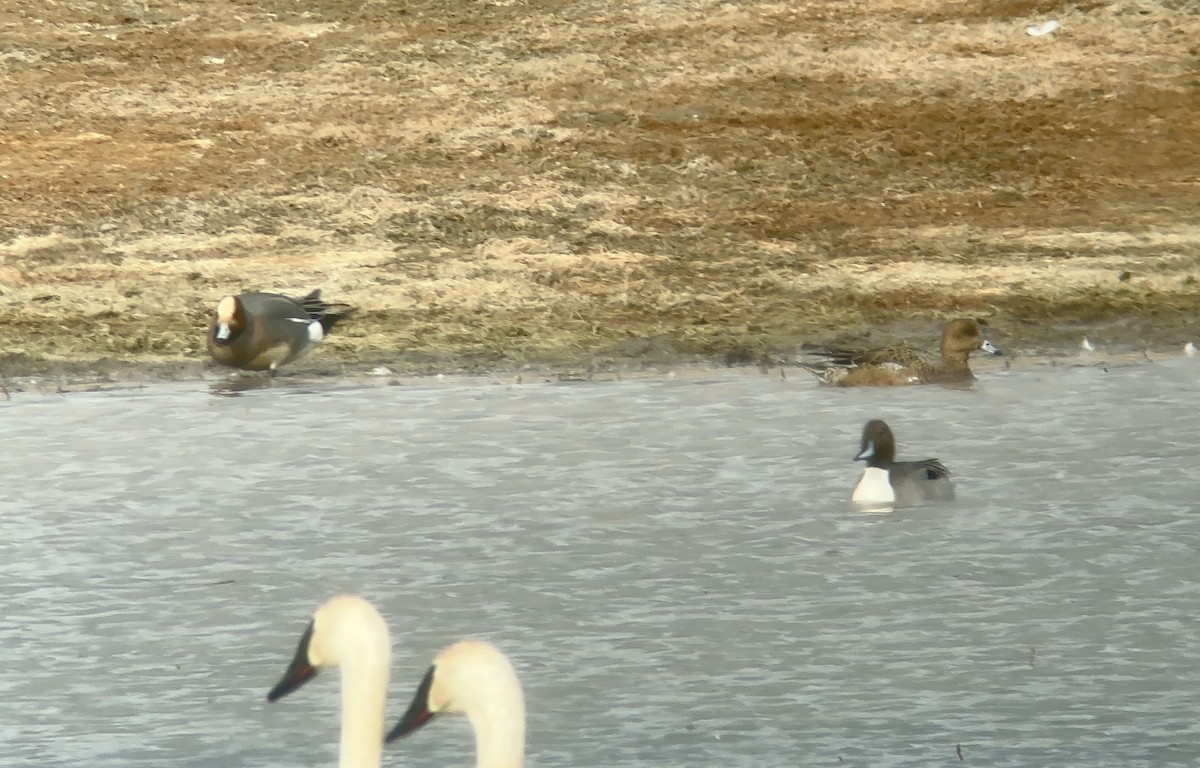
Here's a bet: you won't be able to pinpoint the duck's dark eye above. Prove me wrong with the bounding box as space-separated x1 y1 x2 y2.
925 468 938 480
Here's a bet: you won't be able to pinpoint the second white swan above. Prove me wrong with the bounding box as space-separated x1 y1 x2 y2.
387 639 526 768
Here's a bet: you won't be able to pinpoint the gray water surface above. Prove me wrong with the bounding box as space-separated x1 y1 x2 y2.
1 361 1198 767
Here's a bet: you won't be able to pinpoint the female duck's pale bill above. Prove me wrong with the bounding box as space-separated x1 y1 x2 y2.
267 595 391 768
387 640 526 768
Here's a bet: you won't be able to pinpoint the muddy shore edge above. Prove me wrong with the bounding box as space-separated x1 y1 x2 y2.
0 310 1193 392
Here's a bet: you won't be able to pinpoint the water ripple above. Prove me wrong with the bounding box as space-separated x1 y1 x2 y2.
0 363 1197 766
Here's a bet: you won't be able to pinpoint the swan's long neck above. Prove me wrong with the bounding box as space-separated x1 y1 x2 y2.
337 651 389 768
470 703 526 768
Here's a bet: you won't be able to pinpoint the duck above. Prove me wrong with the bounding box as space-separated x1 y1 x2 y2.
267 594 391 768
207 289 354 373
852 419 955 506
802 318 1001 386
387 639 526 768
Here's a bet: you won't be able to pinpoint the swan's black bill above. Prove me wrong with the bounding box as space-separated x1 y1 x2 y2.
267 621 318 702
385 665 439 742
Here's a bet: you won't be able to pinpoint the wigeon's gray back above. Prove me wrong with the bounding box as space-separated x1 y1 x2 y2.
852 419 955 507
802 318 1000 387
207 289 354 373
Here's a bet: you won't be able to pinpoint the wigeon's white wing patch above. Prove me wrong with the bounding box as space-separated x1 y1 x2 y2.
1081 337 1095 352
283 316 324 342
1185 341 1197 358
306 320 325 343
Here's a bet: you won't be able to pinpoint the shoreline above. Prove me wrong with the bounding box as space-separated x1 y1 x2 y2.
1 323 1193 396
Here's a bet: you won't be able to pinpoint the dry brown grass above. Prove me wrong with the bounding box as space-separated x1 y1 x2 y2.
1 0 1198 378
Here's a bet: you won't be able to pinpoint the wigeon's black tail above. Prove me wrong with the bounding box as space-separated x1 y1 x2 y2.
296 289 357 334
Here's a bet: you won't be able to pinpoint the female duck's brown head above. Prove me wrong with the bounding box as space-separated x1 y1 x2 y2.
940 319 1001 362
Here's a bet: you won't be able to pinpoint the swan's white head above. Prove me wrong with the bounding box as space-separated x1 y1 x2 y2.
387 640 525 768
267 594 391 702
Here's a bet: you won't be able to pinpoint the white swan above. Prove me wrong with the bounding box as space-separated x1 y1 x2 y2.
387 639 526 768
267 594 391 768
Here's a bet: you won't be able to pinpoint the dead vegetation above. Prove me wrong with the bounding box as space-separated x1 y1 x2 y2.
0 0 1197 379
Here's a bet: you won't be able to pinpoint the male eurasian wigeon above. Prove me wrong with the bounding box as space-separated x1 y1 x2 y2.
802 318 1000 386
207 289 354 374
852 419 955 506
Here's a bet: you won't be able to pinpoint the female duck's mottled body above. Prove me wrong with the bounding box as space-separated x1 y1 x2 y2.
803 318 1001 387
